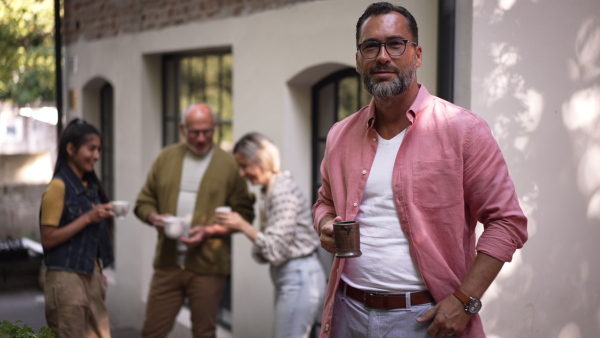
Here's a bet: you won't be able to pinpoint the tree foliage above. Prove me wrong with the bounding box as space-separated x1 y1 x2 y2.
0 0 55 105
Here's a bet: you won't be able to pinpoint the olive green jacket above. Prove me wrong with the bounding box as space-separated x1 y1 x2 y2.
135 143 254 275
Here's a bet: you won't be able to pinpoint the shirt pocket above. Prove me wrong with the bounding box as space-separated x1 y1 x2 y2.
412 159 462 209
65 201 85 223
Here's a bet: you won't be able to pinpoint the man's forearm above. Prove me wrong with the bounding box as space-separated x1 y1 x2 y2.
458 252 504 299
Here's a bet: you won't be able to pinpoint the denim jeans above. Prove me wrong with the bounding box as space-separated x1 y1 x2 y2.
270 254 326 338
331 283 444 338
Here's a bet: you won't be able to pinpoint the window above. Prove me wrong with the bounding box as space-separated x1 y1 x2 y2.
311 68 371 202
100 83 114 200
163 51 233 150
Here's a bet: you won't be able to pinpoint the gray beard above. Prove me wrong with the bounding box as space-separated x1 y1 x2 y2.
360 62 416 99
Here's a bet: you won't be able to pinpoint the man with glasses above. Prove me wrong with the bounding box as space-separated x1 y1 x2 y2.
135 103 254 338
314 3 527 337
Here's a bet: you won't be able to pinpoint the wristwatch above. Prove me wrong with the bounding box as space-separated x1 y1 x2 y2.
453 289 482 315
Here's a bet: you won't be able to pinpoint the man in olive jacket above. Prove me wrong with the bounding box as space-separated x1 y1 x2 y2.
135 103 254 338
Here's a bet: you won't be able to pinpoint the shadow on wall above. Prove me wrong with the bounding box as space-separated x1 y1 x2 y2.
472 1 600 338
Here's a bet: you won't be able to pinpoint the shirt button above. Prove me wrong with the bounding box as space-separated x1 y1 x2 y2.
325 323 330 331
362 170 367 175
353 202 358 207
372 137 376 142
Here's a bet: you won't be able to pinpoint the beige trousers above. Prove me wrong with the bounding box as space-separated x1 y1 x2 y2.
44 269 110 338
141 267 226 338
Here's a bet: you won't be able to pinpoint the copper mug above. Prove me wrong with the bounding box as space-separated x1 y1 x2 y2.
333 221 362 258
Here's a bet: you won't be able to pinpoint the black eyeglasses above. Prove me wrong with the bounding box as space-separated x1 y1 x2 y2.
186 127 215 138
357 38 417 59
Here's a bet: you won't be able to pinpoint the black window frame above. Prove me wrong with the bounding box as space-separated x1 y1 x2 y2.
311 68 371 203
162 48 233 149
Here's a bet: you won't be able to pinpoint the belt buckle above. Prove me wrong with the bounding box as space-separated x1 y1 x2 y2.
364 291 381 308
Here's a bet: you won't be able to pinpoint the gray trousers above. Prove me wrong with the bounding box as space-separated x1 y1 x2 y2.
330 283 442 338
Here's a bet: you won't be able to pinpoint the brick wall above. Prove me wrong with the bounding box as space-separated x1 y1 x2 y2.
64 0 320 44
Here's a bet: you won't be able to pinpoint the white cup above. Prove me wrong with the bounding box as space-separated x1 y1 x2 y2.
163 216 190 239
111 201 130 219
215 206 232 213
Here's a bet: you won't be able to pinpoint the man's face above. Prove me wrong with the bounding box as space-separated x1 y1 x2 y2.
179 104 216 156
356 12 422 99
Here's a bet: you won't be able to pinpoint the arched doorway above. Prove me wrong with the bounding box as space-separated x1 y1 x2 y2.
82 78 115 200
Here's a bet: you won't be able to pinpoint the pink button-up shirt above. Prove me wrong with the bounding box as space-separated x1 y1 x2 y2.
313 84 528 337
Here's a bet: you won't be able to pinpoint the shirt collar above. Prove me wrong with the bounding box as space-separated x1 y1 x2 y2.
364 83 433 129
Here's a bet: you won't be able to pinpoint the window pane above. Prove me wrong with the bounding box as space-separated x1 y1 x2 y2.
338 76 359 121
167 52 233 150
221 54 233 122
219 122 233 152
317 83 335 138
205 55 221 115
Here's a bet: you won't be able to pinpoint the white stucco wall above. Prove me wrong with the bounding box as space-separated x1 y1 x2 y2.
466 0 600 337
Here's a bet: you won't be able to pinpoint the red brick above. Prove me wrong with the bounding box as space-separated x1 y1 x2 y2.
64 0 318 44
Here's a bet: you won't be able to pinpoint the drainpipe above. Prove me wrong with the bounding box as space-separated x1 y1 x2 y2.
437 0 456 103
54 0 63 135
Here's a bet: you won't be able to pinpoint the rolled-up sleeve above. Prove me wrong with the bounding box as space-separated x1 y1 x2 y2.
464 117 528 262
313 147 337 234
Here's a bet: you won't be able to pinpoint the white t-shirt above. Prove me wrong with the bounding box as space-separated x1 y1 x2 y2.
176 148 214 264
342 130 427 292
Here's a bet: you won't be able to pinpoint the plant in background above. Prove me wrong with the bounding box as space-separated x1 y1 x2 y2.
0 0 55 105
0 320 55 338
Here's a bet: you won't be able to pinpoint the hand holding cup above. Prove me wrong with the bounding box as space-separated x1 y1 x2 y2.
214 206 243 231
332 220 362 258
111 201 130 219
163 216 190 239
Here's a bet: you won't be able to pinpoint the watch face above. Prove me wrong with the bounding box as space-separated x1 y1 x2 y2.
466 298 482 314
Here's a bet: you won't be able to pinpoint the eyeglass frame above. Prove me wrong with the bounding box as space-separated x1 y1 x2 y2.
185 127 215 138
357 38 418 59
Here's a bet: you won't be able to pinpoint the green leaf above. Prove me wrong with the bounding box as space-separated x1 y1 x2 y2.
0 320 55 338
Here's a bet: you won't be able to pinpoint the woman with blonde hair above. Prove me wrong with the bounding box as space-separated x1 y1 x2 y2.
216 132 325 338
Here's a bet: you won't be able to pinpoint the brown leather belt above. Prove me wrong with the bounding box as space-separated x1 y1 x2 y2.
344 281 434 309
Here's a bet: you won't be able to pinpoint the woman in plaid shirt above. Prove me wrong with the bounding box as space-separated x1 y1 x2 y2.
216 132 326 338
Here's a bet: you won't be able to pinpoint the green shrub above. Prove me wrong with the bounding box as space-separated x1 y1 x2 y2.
0 320 54 338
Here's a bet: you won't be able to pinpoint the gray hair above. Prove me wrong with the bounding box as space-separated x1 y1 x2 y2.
180 103 217 125
233 132 281 173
